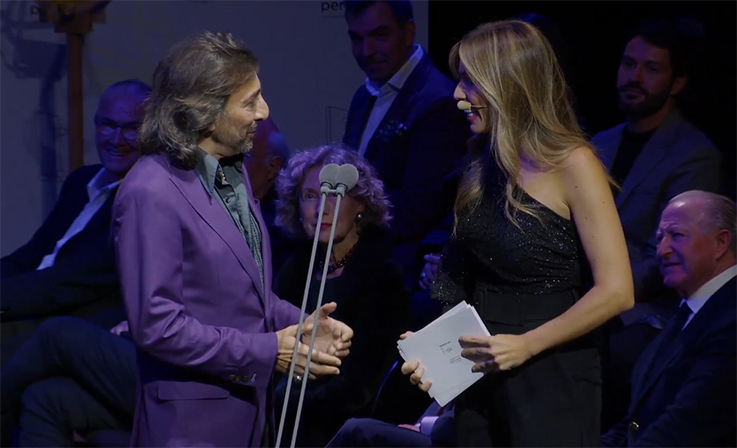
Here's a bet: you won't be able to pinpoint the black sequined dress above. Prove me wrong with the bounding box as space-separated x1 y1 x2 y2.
431 159 600 447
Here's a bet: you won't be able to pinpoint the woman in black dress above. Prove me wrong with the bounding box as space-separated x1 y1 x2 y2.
402 20 634 447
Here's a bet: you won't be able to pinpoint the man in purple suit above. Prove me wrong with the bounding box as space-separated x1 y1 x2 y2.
112 31 353 447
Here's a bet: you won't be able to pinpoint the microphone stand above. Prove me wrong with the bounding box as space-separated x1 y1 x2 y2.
288 188 346 448
275 165 345 448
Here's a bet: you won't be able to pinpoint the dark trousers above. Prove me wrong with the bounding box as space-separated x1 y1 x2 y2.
0 316 137 446
326 418 433 447
455 344 601 447
0 267 126 369
1 319 44 369
456 290 601 447
600 321 661 432
273 375 335 448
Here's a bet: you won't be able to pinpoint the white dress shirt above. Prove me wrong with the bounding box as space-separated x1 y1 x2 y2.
357 44 424 157
37 168 120 270
681 264 737 329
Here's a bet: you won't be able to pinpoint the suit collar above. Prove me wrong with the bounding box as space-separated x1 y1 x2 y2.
364 44 424 96
344 53 435 153
631 276 737 410
194 148 220 196
84 182 120 231
686 265 737 306
362 54 434 160
87 168 120 201
613 108 685 208
165 157 268 304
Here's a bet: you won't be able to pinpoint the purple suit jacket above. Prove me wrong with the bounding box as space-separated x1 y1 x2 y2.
112 153 303 447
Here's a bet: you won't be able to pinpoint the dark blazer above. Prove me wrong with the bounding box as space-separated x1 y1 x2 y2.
1 164 124 326
274 225 411 446
601 276 737 447
343 53 469 248
591 109 721 302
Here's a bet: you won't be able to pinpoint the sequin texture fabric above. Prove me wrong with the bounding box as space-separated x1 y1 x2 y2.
432 160 584 305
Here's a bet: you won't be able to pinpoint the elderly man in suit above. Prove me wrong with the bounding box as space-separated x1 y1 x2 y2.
601 190 736 447
342 0 469 283
113 31 353 447
590 18 723 429
0 79 150 365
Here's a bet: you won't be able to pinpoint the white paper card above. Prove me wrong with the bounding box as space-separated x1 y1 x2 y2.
397 301 490 406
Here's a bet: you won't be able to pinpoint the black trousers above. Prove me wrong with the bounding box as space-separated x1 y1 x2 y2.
0 316 137 446
454 290 601 447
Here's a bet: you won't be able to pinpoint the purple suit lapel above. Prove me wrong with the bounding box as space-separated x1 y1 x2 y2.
168 166 267 304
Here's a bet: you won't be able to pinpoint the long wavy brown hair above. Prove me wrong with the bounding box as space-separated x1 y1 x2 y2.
139 31 259 168
449 20 598 229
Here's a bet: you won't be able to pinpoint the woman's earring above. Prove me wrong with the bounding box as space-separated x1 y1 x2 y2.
356 213 363 223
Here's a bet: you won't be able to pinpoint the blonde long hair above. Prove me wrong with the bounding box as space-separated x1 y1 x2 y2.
449 20 592 229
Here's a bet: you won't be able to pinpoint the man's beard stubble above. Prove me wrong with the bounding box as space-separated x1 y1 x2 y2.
617 84 672 120
212 119 257 155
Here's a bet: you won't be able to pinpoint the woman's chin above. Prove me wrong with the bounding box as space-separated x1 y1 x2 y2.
318 231 345 245
470 120 486 134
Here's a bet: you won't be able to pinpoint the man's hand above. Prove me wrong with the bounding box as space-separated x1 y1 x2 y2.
302 302 353 358
275 325 342 380
110 320 129 336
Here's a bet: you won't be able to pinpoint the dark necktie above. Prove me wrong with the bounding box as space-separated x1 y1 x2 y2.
640 301 692 383
657 302 693 349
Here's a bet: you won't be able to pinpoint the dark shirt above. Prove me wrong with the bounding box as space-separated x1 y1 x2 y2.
194 150 264 288
610 128 656 187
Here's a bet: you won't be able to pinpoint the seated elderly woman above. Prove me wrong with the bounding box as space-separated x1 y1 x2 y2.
273 144 411 447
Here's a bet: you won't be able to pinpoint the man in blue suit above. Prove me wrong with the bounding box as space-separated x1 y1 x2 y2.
342 0 469 283
601 190 736 447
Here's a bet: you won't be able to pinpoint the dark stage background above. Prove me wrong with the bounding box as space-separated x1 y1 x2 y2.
427 1 736 198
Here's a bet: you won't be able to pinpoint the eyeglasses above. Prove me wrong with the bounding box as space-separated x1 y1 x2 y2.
95 118 140 141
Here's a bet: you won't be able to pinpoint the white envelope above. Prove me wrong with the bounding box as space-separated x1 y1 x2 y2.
397 302 491 406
